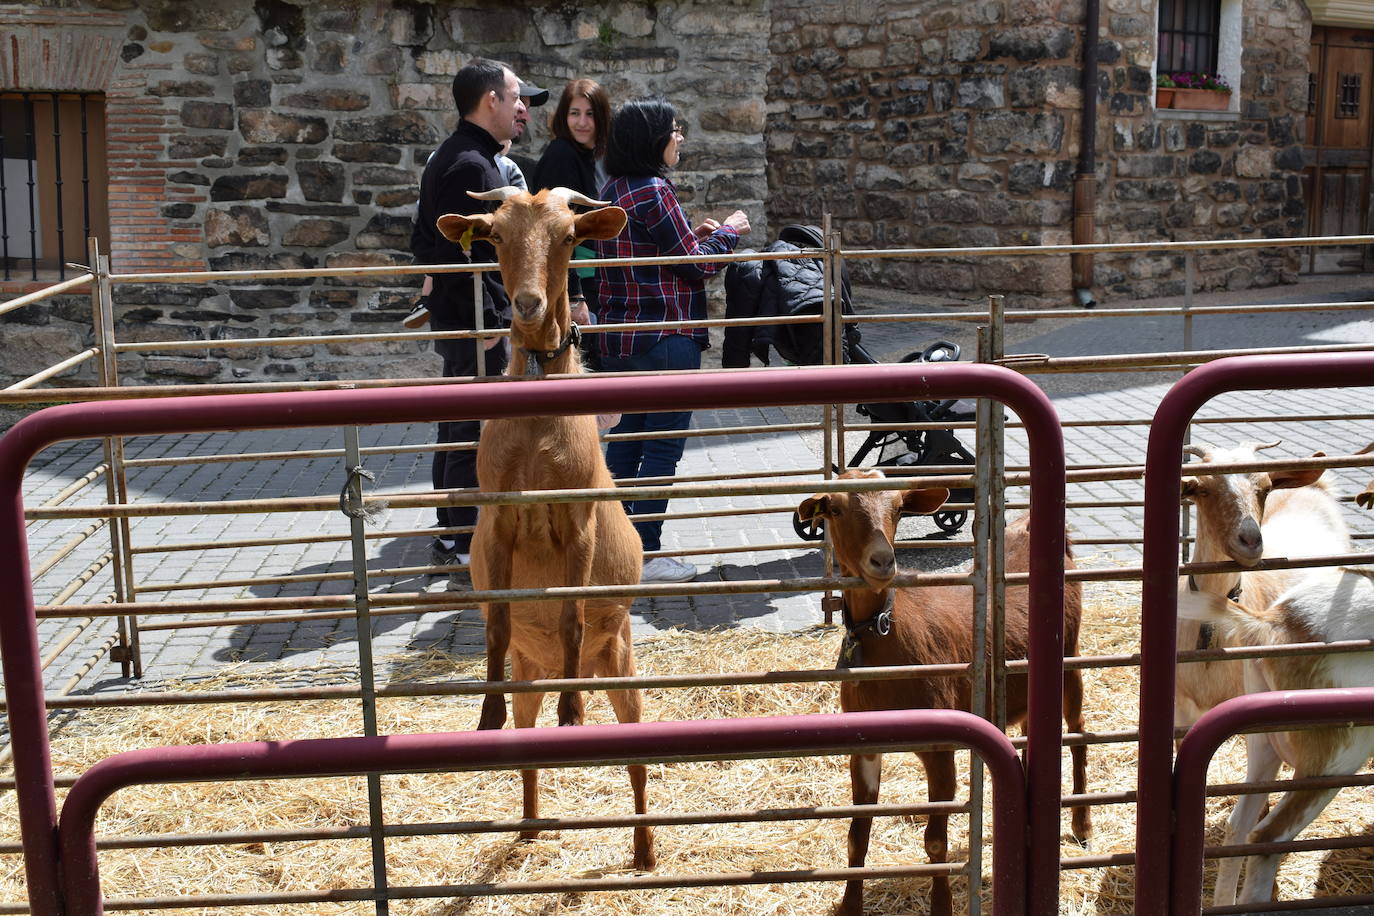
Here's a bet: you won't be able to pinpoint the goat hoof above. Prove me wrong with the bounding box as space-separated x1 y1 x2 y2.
477 696 507 731
556 692 585 727
634 828 656 871
836 887 862 916
518 829 540 842
1070 812 1093 844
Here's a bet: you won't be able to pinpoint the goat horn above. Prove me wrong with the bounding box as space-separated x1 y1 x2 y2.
1252 440 1283 452
1182 445 1210 460
546 186 611 208
467 186 525 202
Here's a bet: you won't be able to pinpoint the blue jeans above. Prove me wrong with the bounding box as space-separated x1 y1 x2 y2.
600 334 701 552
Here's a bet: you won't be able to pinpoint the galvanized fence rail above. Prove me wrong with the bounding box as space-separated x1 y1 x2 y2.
2 232 1374 914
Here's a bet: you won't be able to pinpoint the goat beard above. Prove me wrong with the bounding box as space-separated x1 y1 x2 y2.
522 349 546 380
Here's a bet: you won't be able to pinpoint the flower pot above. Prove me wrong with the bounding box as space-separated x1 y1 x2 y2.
1155 87 1176 108
1171 88 1231 111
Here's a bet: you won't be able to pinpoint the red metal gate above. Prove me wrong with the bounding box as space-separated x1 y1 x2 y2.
0 362 1069 916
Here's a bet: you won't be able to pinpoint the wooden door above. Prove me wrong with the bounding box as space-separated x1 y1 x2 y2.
1304 27 1374 271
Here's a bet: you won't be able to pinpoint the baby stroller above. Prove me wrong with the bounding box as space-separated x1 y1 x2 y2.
722 226 977 538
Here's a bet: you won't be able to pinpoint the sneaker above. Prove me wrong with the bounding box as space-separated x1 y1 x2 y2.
403 299 431 329
430 537 459 570
641 556 698 583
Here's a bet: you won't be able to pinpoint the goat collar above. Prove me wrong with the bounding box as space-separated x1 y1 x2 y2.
1186 576 1241 650
520 322 581 379
838 590 895 669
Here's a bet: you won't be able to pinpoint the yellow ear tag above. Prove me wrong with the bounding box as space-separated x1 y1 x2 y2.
458 226 476 253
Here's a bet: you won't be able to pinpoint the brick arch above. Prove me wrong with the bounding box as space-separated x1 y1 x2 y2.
0 25 124 92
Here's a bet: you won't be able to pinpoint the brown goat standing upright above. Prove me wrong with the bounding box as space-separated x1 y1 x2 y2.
797 469 1089 916
436 186 654 871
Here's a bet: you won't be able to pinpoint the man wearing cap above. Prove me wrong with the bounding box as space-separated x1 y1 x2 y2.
409 59 547 585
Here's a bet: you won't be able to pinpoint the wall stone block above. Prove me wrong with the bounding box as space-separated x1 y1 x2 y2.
334 112 439 144
239 110 329 144
205 206 271 247
333 143 403 164
239 146 289 166
355 215 415 250
149 79 215 97
210 173 289 201
354 167 414 187
180 100 234 130
169 135 229 159
280 89 372 111
297 162 347 202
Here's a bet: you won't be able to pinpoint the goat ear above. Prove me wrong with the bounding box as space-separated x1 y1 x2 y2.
797 495 829 521
574 206 628 241
1271 452 1325 490
436 213 493 251
902 487 949 515
1181 477 1198 499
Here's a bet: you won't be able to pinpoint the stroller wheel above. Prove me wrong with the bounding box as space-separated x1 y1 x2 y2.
931 509 967 536
793 510 826 542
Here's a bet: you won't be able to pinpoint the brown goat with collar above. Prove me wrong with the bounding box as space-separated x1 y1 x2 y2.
437 186 654 871
797 469 1089 916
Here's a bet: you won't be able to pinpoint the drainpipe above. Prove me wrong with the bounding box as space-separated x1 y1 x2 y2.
1072 0 1100 308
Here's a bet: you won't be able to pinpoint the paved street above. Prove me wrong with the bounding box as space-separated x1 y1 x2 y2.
13 273 1374 696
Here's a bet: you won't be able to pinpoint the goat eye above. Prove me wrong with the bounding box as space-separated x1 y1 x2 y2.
488 232 503 244
564 234 576 245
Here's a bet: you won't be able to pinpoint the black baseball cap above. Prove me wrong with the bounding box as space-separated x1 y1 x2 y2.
517 79 549 107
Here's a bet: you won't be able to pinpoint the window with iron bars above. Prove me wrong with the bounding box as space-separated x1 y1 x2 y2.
0 92 110 281
1157 0 1222 76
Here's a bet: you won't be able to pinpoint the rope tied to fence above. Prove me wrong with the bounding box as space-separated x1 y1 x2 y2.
338 466 386 525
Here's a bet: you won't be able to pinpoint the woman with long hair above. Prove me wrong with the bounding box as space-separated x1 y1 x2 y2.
531 79 612 330
594 98 750 583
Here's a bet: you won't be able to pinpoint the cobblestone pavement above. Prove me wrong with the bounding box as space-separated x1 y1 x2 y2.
13 273 1374 697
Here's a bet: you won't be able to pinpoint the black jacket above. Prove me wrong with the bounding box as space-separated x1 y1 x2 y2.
411 120 510 332
530 137 601 301
722 227 855 368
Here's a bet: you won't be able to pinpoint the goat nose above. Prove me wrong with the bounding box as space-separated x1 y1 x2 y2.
1237 518 1262 550
866 552 896 580
513 292 543 318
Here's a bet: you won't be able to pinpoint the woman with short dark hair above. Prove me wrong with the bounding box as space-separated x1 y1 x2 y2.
594 98 751 583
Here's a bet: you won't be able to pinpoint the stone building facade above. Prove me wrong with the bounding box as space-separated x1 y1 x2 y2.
0 0 1320 389
0 0 769 388
766 0 1311 305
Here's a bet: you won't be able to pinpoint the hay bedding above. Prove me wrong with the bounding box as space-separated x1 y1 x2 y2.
3 585 1374 915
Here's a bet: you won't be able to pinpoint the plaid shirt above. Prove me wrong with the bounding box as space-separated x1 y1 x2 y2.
593 176 739 359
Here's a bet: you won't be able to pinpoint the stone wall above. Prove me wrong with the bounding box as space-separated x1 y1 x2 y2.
1099 0 1309 298
764 0 1310 306
0 0 769 389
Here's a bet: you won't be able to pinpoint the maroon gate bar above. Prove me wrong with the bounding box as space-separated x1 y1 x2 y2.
1172 688 1374 914
0 363 1068 915
1135 352 1374 914
58 710 1026 915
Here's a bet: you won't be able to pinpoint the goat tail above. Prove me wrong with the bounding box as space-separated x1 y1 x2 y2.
1176 590 1277 645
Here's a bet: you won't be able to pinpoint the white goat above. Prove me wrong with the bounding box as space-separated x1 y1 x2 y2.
1176 442 1349 728
1179 568 1374 905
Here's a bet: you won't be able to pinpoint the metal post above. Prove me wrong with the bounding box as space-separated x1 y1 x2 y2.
987 295 1007 730
820 213 838 625
969 324 992 916
1180 252 1196 564
89 239 140 677
472 270 485 379
831 225 848 469
343 427 390 915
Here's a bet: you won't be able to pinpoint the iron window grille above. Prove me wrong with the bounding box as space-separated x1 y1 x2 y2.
0 91 109 281
1157 0 1222 77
